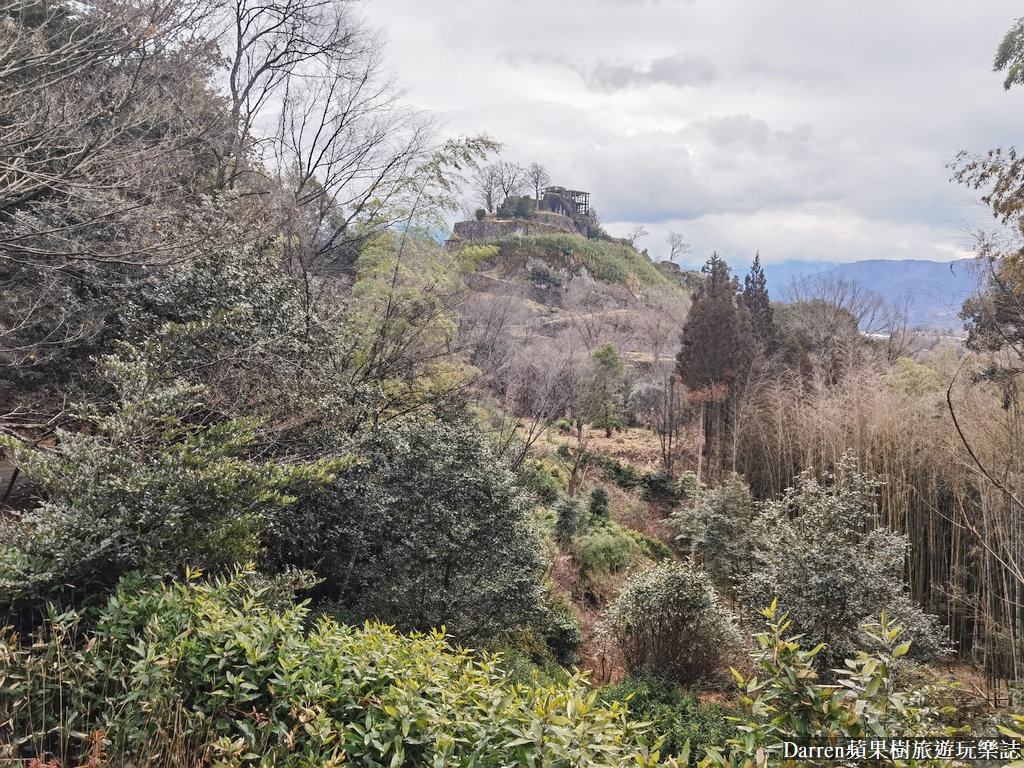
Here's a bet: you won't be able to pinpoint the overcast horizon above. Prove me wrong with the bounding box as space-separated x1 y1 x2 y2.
359 1 1022 269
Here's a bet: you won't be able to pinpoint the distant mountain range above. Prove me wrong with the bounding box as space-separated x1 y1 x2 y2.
756 258 980 329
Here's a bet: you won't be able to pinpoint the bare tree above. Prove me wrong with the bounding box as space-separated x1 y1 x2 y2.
502 338 583 466
496 160 525 199
626 224 649 249
271 46 436 278
214 0 361 190
474 164 501 213
526 162 551 200
666 231 690 262
0 0 242 377
782 274 886 335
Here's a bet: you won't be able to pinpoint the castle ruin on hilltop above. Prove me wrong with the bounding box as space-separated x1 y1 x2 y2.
448 184 591 246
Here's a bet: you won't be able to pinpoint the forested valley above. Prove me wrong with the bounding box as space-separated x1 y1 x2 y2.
5 0 1024 766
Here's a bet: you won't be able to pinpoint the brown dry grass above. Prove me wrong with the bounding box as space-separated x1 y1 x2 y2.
538 426 668 473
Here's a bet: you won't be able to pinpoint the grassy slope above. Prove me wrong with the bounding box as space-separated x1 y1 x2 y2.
476 233 696 291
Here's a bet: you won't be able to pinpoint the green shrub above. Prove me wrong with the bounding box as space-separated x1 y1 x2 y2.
592 454 643 489
497 195 534 219
490 587 582 672
1 568 663 767
588 486 610 520
600 676 742 764
554 496 586 543
0 322 340 610
673 474 757 594
266 404 544 643
475 207 486 221
530 587 583 666
625 528 672 560
643 470 683 503
576 522 641 581
552 419 573 435
600 561 741 685
731 457 949 670
481 234 671 288
703 603 958 767
524 459 563 504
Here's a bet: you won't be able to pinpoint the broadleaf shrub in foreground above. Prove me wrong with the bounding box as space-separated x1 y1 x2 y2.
1 567 664 767
701 602 959 768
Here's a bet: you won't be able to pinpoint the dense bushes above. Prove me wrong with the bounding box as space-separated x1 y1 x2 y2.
263 403 545 642
1 568 663 767
703 604 957 767
0 324 339 610
675 460 948 672
674 475 756 595
600 676 742 764
600 561 741 685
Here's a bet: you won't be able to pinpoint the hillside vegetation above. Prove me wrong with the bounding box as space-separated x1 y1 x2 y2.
5 0 1024 766
480 233 685 289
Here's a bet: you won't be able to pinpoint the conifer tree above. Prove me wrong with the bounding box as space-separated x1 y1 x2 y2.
577 342 626 438
677 253 753 394
743 251 776 351
676 253 754 476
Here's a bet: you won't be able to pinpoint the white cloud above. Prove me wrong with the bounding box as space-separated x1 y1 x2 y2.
358 0 1024 264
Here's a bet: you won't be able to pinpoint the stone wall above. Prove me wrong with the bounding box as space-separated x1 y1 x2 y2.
447 212 581 248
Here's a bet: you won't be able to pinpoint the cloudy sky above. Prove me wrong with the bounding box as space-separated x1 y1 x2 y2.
360 0 1023 267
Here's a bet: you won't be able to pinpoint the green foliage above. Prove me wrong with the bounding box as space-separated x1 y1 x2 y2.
573 520 659 602
0 322 340 608
538 587 585 666
882 355 948 396
677 252 754 396
673 474 757 594
600 676 742 764
475 207 487 221
742 252 776 351
264 403 545 642
497 195 535 219
552 418 574 435
588 486 610 520
592 454 644 489
624 528 672 561
577 344 626 438
995 16 1024 91
701 603 958 768
643 470 684 503
600 561 741 685
554 496 586 543
523 458 564 504
1 568 663 767
483 233 671 288
486 584 583 672
576 523 641 579
735 457 949 670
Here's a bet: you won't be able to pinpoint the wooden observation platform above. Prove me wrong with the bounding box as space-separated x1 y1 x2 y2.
541 186 590 219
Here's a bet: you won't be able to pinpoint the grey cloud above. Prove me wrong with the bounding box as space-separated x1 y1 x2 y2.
495 50 716 92
695 115 812 154
583 54 718 91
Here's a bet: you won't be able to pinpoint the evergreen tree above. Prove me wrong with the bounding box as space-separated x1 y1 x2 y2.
677 253 753 395
676 253 754 476
577 343 626 438
742 251 776 351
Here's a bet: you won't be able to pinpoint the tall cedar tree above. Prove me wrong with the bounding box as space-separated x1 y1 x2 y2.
677 253 754 475
743 252 776 351
677 253 754 395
